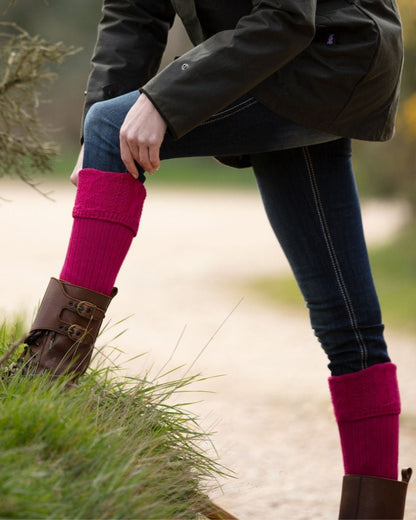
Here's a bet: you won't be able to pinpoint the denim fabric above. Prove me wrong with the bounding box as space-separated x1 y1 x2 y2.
251 141 390 375
82 91 390 376
83 90 338 172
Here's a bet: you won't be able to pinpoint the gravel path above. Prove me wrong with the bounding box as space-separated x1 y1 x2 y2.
1 178 414 519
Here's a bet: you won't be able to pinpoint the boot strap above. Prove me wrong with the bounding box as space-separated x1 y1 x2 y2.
31 278 114 344
402 467 412 484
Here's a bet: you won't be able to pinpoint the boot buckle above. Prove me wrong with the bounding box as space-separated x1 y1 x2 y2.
76 301 96 319
67 324 87 341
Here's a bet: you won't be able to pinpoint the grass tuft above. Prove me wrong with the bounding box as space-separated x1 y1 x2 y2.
0 320 228 519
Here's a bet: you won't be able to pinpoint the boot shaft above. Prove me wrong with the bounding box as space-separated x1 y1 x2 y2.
339 468 412 519
22 277 116 380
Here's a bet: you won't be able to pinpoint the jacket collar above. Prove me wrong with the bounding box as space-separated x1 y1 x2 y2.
170 0 204 44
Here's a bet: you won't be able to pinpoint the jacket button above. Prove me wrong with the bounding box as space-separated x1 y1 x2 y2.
181 63 190 71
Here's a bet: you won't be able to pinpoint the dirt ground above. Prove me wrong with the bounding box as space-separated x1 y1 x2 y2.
1 178 415 519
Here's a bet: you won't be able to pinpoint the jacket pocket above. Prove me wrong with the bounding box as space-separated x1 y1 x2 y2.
270 0 381 124
333 0 403 125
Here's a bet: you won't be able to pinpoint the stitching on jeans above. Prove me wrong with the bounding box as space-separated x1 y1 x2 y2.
302 147 368 370
201 98 258 125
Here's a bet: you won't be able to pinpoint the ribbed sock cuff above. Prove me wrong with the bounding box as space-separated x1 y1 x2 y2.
73 169 146 236
329 362 401 422
329 363 401 479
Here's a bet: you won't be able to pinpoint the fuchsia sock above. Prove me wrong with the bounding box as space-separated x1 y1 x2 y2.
60 169 146 296
329 362 400 480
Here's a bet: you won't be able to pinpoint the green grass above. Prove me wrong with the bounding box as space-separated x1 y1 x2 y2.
48 148 257 190
247 221 416 335
0 323 227 519
369 221 416 333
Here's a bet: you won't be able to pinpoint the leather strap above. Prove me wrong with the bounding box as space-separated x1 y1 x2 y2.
402 467 412 484
31 278 116 344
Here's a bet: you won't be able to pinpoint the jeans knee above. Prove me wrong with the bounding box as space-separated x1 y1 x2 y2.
82 100 126 171
82 92 139 172
83 101 108 141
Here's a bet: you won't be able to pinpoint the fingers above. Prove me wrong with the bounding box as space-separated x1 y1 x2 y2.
120 133 140 179
139 138 161 175
119 93 166 177
120 132 161 177
149 143 161 173
139 146 152 175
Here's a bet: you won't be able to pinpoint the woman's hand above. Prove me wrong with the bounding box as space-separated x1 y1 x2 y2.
70 145 84 186
120 93 167 178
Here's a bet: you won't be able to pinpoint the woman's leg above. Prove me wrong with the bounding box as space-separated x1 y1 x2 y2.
83 91 337 169
17 95 148 380
251 139 390 377
66 90 335 299
16 169 146 381
59 169 145 296
251 140 403 489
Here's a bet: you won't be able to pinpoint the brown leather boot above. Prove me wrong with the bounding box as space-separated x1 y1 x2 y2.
338 468 412 519
15 277 116 382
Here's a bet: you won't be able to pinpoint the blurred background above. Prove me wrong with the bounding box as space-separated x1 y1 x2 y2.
1 2 416 518
0 0 190 148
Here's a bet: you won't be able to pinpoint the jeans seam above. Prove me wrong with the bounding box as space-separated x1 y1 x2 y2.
302 147 368 370
201 98 258 125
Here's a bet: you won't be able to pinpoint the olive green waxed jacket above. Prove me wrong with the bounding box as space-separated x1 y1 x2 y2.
84 0 403 142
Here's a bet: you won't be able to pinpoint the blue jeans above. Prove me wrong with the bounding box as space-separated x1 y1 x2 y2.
83 91 390 376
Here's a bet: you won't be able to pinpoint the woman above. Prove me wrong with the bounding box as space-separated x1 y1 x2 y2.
17 1 411 518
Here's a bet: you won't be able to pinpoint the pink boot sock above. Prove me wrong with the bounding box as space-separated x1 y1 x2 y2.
329 362 401 480
60 169 146 295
